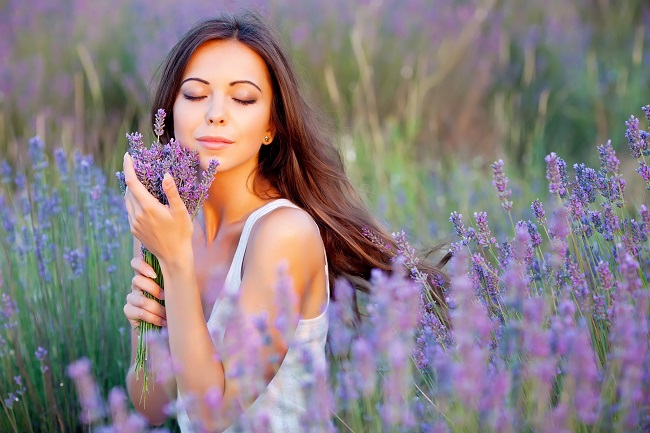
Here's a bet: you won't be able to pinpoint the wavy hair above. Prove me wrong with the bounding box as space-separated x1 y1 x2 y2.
150 11 448 315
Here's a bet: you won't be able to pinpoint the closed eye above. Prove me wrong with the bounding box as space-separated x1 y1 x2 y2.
234 98 256 106
183 94 205 101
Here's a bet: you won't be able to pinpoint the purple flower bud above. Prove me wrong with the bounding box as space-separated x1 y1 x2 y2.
636 161 650 184
66 358 105 423
597 140 620 175
154 108 166 139
491 159 512 211
625 115 649 159
545 152 568 197
473 211 495 248
449 211 467 243
641 205 650 236
531 199 547 225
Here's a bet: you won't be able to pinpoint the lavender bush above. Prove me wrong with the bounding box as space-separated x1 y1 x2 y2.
0 137 133 431
63 108 649 432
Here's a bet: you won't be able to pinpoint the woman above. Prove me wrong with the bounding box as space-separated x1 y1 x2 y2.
122 11 446 432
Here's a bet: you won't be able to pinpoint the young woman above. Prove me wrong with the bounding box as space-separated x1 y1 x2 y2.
122 11 446 432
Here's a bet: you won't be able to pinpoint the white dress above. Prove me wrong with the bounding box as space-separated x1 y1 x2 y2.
176 199 331 432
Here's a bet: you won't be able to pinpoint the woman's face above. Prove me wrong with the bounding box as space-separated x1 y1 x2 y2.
172 39 274 173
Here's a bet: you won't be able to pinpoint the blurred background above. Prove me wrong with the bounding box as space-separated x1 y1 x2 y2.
1 0 649 241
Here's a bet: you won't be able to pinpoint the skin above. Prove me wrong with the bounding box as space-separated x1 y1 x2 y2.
122 40 328 430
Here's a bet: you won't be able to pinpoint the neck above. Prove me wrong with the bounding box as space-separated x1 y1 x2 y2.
199 163 278 243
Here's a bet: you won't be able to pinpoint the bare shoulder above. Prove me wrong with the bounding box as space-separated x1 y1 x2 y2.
248 206 324 254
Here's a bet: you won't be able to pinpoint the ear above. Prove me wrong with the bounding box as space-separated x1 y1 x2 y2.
264 124 276 145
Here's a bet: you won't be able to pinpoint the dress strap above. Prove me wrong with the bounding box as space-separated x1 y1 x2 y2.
223 199 301 294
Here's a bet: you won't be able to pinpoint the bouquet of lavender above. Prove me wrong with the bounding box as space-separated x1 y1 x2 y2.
116 109 219 399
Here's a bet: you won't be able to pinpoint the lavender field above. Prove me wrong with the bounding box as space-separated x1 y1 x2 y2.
1 1 650 432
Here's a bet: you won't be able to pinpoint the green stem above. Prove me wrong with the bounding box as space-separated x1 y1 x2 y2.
134 247 165 407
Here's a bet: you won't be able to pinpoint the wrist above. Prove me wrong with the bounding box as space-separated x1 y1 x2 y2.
158 243 194 276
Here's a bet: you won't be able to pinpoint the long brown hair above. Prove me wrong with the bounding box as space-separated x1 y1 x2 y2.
150 11 448 311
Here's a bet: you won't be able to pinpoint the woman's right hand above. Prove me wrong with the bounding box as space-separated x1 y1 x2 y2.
123 256 167 333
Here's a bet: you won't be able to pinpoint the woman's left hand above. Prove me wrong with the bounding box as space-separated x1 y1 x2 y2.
122 152 193 263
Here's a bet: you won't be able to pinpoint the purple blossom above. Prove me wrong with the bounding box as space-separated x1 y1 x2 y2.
566 321 600 424
496 239 513 268
153 108 166 139
35 346 49 373
0 160 11 183
574 163 598 203
362 225 391 252
609 291 649 429
392 230 423 281
596 261 615 292
625 115 648 159
63 247 86 278
449 211 467 241
473 211 495 248
116 109 219 219
351 338 376 396
67 357 105 423
636 161 650 185
545 152 568 197
531 199 546 225
1 292 18 330
597 140 620 175
491 159 512 211
618 252 642 297
601 203 619 241
641 205 650 236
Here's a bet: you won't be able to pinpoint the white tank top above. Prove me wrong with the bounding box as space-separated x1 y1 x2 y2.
177 199 330 432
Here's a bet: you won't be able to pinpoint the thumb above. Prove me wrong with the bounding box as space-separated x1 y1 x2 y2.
163 173 187 215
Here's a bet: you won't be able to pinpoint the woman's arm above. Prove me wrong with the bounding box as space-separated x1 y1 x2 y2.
123 156 324 430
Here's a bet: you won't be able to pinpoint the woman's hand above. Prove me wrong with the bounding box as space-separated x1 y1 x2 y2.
122 152 194 265
124 256 167 332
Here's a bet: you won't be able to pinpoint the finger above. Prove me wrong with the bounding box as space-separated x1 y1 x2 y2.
131 257 158 280
162 172 188 216
131 274 165 300
123 153 155 204
126 291 167 320
123 302 167 328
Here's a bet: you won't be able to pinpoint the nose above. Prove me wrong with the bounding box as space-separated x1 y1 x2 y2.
206 96 226 125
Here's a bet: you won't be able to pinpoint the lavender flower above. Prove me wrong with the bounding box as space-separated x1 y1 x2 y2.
153 108 166 139
473 211 495 248
35 346 49 373
636 161 650 186
545 152 568 197
449 211 467 242
641 205 650 236
566 321 600 424
491 159 512 211
625 115 649 158
597 140 620 175
531 199 546 225
67 358 105 423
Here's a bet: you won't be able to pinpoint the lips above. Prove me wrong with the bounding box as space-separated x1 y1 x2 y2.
196 136 234 150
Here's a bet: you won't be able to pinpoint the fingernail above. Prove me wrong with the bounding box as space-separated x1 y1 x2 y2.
163 172 171 182
162 320 168 327
148 270 157 279
159 291 165 300
124 152 129 161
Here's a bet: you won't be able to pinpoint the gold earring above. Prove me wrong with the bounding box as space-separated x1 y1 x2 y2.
264 135 270 142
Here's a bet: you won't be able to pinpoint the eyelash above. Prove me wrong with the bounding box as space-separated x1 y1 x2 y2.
183 94 256 106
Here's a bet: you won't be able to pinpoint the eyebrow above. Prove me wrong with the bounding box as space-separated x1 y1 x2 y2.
180 77 262 93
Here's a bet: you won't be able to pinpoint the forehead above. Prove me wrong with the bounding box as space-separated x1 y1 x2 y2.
182 39 271 90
